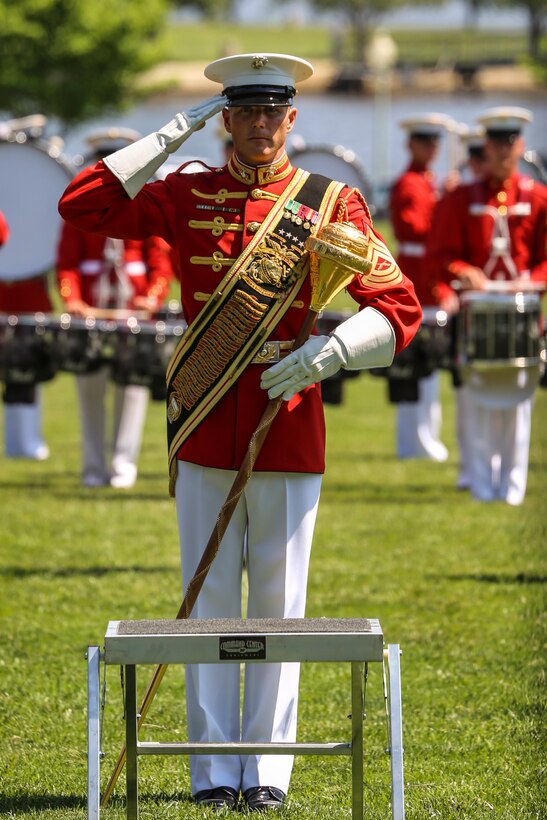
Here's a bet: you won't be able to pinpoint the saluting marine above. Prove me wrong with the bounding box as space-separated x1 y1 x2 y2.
59 53 421 811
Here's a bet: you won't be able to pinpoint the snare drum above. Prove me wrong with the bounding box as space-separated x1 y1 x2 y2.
456 290 543 407
0 312 57 385
111 317 187 400
457 290 542 368
53 314 116 374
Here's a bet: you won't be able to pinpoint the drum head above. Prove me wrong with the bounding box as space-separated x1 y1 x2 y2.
0 140 73 281
288 144 372 202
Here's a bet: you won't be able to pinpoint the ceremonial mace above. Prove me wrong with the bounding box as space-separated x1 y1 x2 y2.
101 221 372 806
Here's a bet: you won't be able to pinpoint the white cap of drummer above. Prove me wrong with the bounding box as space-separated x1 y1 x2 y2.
204 52 314 106
85 126 142 158
398 112 455 139
477 106 533 143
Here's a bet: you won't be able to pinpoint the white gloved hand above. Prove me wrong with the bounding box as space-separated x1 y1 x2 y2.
260 307 396 402
260 335 347 401
104 94 226 199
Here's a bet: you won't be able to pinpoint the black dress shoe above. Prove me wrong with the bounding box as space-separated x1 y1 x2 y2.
243 786 286 811
194 786 239 809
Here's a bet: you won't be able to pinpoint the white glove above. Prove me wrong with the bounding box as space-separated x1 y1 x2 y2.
103 94 226 199
261 334 347 401
260 307 395 401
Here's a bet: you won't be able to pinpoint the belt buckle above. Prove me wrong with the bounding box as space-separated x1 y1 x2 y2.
255 341 279 364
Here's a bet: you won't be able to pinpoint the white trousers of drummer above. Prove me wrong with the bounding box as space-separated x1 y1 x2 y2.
3 389 49 460
175 461 322 795
467 397 532 506
396 371 449 461
75 367 148 486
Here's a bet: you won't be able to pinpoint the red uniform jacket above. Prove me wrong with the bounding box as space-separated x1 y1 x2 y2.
0 211 8 247
426 172 547 285
56 226 173 310
59 153 421 474
389 161 452 307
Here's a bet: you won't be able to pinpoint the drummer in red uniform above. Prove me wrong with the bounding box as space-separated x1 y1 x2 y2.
0 115 53 461
388 113 457 462
59 52 421 811
56 128 174 488
427 106 547 505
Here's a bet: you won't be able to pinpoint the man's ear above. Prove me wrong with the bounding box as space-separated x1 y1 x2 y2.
286 107 297 133
222 107 232 134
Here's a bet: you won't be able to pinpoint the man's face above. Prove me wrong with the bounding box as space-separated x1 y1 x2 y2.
408 134 440 167
483 134 523 182
222 104 297 166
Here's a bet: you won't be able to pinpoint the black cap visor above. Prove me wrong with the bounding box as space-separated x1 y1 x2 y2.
410 131 441 142
485 129 521 144
224 84 295 107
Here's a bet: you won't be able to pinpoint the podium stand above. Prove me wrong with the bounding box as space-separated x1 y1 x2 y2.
87 617 404 818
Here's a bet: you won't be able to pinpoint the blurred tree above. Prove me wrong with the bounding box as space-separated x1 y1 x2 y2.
285 0 443 64
0 0 170 127
463 0 546 60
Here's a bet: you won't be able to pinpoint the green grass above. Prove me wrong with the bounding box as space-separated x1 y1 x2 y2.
0 361 545 818
162 22 546 67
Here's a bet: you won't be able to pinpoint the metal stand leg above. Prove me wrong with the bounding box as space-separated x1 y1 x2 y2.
387 645 405 820
350 661 364 818
125 665 139 820
87 646 101 820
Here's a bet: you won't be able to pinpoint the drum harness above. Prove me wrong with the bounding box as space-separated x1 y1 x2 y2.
468 178 533 281
94 237 135 309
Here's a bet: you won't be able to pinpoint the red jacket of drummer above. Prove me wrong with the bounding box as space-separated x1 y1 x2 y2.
0 206 52 314
389 161 453 307
56 224 174 311
0 210 9 247
426 172 547 285
58 154 421 474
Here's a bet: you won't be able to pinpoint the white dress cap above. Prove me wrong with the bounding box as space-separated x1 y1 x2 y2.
85 127 142 155
459 124 485 148
398 112 455 137
204 52 313 92
477 106 533 135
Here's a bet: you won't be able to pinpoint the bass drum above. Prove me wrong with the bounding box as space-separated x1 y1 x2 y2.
288 143 373 204
0 138 74 281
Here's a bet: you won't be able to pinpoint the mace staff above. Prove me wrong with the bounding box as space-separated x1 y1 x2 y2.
100 222 372 806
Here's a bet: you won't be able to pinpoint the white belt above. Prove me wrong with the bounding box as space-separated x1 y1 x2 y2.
250 340 294 364
398 242 425 257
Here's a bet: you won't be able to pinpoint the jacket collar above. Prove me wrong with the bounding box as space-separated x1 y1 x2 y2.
228 152 293 185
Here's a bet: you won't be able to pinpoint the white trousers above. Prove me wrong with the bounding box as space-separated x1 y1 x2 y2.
455 385 473 489
396 372 449 461
75 368 148 485
3 391 49 460
175 461 322 795
467 397 532 505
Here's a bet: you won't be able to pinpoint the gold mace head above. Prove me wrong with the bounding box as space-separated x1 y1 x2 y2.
304 222 372 313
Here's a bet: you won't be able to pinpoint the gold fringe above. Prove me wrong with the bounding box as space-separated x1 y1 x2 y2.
170 291 267 411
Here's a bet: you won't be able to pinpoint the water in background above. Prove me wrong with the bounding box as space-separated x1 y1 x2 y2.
61 91 546 188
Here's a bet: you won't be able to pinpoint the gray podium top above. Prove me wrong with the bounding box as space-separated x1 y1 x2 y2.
104 618 384 664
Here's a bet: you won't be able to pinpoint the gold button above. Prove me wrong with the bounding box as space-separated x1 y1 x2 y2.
497 191 507 203
251 188 262 199
498 205 507 216
247 221 260 233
